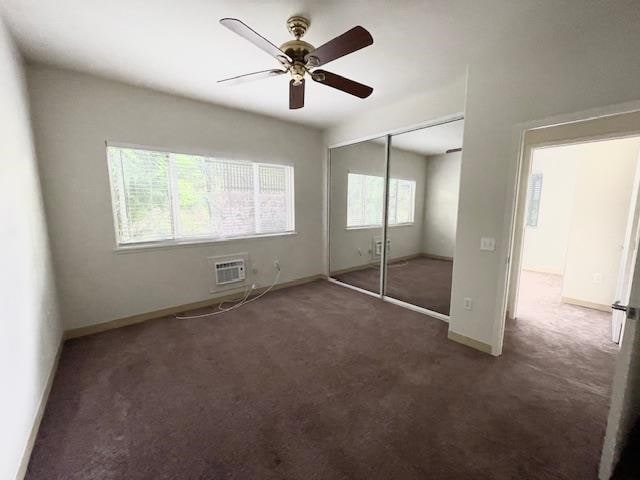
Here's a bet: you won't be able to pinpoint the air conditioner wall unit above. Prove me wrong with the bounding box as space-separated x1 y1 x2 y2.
215 259 246 285
208 253 250 293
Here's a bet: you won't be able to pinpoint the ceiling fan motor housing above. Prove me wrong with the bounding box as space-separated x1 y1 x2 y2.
286 16 310 39
282 17 315 85
280 39 315 61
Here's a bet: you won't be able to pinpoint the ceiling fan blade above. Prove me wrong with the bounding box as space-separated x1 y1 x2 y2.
305 26 373 67
220 18 292 65
311 70 373 98
289 79 305 109
218 69 287 85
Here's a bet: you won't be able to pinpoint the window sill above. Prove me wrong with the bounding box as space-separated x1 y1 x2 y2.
345 223 415 231
114 231 298 254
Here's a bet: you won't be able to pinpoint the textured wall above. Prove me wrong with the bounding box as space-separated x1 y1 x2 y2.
0 19 62 480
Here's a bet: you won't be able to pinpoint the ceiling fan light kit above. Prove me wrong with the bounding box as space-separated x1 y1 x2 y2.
218 15 374 110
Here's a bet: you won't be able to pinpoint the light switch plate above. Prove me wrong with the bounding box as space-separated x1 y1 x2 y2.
480 237 496 251
464 297 473 310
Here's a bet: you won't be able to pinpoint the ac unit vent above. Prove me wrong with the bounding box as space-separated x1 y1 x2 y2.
373 237 391 257
215 259 246 285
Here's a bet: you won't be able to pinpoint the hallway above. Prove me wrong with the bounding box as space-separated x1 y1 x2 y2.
508 270 617 397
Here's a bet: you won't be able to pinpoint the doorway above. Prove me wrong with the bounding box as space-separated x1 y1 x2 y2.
514 137 640 348
503 110 640 479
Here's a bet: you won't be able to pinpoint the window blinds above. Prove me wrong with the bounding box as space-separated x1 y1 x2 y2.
107 146 295 245
526 173 543 227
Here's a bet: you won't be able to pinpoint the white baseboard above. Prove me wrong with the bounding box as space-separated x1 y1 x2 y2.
521 267 563 276
15 339 63 479
561 296 611 312
65 274 325 339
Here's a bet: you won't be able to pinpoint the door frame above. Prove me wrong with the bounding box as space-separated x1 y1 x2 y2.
494 103 640 356
505 121 640 324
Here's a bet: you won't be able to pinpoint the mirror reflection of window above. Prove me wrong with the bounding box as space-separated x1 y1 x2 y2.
388 178 416 225
346 173 416 228
329 138 387 296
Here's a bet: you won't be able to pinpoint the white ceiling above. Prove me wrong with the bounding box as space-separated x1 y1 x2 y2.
391 120 464 156
0 0 632 128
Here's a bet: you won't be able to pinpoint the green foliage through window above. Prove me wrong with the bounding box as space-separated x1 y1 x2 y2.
107 146 294 245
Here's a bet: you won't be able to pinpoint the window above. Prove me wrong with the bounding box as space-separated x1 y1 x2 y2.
346 173 416 228
107 146 294 246
526 173 543 227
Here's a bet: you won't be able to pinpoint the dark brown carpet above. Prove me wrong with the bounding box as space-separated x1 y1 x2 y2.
333 256 453 315
27 273 616 479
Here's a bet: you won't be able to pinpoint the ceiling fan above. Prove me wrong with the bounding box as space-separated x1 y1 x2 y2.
218 16 374 109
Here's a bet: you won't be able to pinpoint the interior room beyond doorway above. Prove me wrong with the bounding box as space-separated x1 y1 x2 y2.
517 136 640 346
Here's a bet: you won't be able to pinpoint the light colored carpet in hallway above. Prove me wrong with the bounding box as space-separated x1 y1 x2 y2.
509 270 616 398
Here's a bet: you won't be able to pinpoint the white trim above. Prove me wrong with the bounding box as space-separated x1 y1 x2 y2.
327 277 451 322
383 295 450 322
105 140 296 168
287 166 295 233
496 100 640 357
167 151 181 237
326 147 332 277
380 135 392 296
15 340 63 480
327 113 465 149
327 277 381 298
345 222 415 231
115 231 298 253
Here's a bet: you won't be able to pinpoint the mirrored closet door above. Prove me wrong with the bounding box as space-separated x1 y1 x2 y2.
329 118 463 318
329 137 387 295
384 121 463 315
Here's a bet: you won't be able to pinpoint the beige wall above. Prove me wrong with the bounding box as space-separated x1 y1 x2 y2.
329 141 427 273
561 138 640 307
0 20 62 480
521 150 578 275
27 64 324 331
326 3 640 352
422 151 461 259
522 139 640 307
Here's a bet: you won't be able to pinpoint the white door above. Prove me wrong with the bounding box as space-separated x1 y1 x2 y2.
600 149 640 478
612 150 640 343
600 278 640 478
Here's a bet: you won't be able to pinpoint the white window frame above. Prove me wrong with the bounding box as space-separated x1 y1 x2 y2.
345 172 416 230
106 143 296 251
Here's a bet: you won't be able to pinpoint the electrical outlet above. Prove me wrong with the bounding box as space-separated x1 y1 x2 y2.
274 260 281 271
464 297 473 310
480 237 496 251
593 273 603 284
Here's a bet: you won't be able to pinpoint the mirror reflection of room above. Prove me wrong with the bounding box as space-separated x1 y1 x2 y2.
329 137 386 295
384 120 463 315
329 120 463 315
